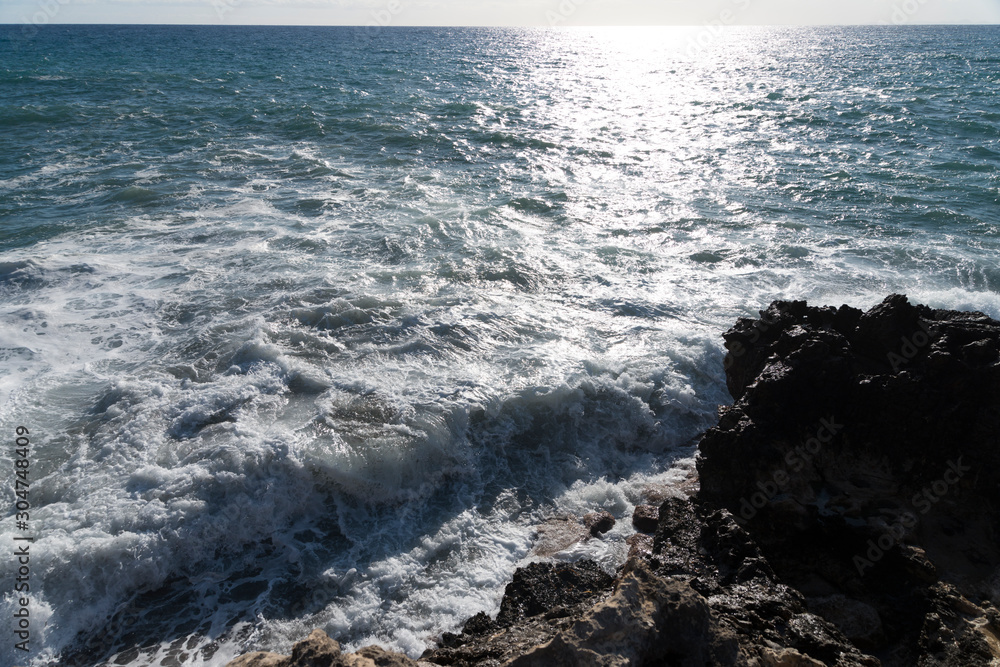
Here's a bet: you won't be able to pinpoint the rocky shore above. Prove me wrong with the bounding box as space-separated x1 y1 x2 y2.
229 295 1000 667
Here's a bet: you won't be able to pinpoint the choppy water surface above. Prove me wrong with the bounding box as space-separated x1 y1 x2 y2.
1 24 999 666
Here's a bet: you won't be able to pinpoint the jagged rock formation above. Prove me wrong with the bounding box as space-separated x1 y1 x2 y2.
228 628 434 667
229 295 1000 667
698 294 1000 666
650 495 878 666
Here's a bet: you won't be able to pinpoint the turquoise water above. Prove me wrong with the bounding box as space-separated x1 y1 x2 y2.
1 24 999 666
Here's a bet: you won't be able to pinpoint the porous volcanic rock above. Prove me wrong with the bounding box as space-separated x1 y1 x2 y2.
698 294 1000 666
228 628 433 667
631 504 660 533
427 560 617 666
494 560 616 629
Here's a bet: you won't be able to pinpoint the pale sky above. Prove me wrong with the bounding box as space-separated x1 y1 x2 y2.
2 0 999 27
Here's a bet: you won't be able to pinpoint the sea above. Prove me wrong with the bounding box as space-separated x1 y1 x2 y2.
1 24 998 667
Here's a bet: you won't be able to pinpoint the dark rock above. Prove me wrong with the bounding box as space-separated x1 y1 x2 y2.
495 560 615 628
227 628 430 667
806 595 883 649
506 562 744 667
651 496 877 666
698 294 1000 666
422 561 615 666
632 504 660 533
626 533 653 561
460 611 497 637
357 644 429 666
583 510 615 536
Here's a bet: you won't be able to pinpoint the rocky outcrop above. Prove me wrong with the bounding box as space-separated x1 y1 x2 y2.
531 511 617 556
631 505 659 533
426 491 874 666
229 295 1000 667
650 495 878 666
696 294 1000 666
228 628 434 667
430 559 744 667
493 560 616 629
584 510 616 536
505 562 743 667
429 559 617 664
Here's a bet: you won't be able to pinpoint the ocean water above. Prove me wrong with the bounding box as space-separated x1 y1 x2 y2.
1 24 999 666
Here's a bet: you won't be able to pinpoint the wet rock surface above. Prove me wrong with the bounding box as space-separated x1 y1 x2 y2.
584 510 616 536
430 559 617 665
228 628 434 667
493 560 616 629
631 504 660 533
529 516 589 557
231 296 1000 667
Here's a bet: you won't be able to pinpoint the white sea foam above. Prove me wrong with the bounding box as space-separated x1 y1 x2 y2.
2 24 1000 667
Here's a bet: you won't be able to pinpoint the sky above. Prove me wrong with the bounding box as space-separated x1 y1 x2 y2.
2 0 999 28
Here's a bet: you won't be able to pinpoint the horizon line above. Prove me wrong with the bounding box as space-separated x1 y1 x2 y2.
3 21 999 27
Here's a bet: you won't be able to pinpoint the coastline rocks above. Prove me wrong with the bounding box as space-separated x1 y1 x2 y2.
506 562 744 667
531 517 589 556
650 496 878 666
584 510 616 536
701 294 1000 533
625 533 653 561
494 560 616 629
229 295 1000 667
228 629 432 667
805 595 883 649
698 295 1000 665
429 295 1000 666
532 510 616 556
427 561 745 667
631 505 659 533
427 495 874 666
426 560 617 666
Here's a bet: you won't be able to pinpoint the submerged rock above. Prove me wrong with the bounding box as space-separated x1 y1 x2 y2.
531 516 589 556
583 510 616 536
